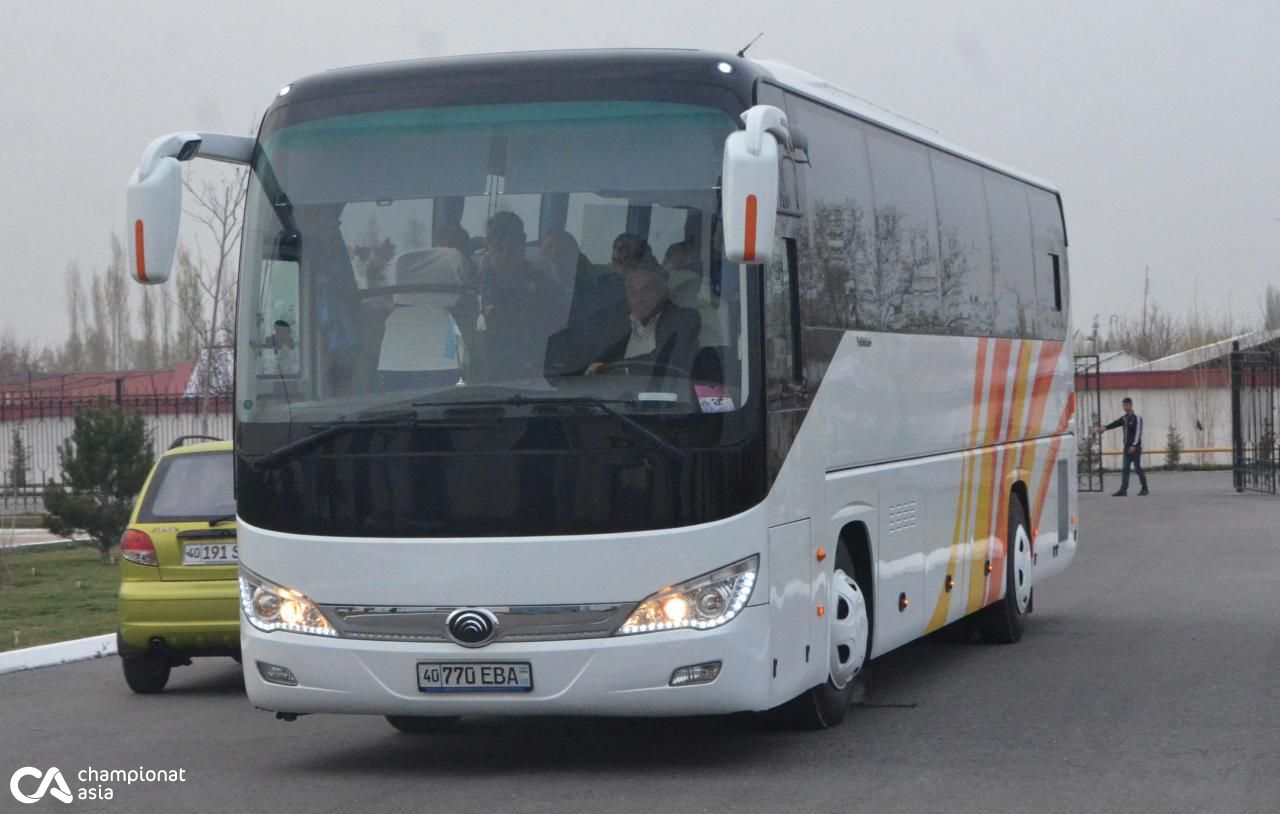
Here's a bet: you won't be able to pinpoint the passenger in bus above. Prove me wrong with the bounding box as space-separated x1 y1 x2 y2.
593 232 656 318
474 212 558 381
611 232 657 274
585 264 700 378
540 229 596 329
662 239 703 308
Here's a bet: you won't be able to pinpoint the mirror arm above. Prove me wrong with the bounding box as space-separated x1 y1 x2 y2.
740 105 791 156
137 131 255 182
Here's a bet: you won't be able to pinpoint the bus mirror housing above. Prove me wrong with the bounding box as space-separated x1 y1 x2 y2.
126 131 255 285
721 104 789 265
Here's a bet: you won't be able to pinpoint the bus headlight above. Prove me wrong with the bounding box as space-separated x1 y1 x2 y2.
239 567 336 637
617 556 758 635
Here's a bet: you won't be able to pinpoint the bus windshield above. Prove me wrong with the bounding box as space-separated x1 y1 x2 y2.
238 100 749 426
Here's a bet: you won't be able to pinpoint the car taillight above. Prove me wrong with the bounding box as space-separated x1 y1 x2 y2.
120 529 157 566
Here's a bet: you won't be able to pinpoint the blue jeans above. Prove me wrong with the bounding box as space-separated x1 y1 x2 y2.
1120 447 1147 493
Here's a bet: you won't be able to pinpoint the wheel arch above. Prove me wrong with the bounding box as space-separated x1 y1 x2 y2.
835 521 874 644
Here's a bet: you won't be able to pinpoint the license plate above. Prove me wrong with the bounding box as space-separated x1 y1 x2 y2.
182 543 239 565
417 662 533 693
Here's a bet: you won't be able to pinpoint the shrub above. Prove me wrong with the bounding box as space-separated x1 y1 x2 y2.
43 406 154 563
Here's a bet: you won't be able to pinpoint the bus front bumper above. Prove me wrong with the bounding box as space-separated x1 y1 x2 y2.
242 603 773 717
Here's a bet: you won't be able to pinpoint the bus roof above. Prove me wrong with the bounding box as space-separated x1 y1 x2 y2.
273 48 1057 195
750 58 1059 195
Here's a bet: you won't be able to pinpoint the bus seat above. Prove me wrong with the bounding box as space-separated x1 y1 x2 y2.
378 248 469 377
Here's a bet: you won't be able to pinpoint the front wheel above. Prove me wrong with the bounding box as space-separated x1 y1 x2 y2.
776 546 870 730
977 496 1032 644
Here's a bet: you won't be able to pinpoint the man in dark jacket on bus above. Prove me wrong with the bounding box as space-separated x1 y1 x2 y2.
1099 397 1149 497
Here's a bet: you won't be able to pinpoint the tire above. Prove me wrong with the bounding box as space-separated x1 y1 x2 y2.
385 715 462 735
122 652 171 694
977 494 1033 644
776 545 870 730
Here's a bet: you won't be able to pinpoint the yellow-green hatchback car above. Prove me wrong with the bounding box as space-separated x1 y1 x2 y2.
117 436 237 693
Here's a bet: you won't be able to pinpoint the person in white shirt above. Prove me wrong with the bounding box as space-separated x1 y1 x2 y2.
585 264 700 378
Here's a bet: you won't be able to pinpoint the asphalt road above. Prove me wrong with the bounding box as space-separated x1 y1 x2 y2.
3 472 1278 813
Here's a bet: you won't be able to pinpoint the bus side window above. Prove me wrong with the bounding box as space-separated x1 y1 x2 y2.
765 235 804 403
256 259 301 377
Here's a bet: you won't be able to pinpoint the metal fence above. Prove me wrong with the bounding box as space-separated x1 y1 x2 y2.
1074 354 1105 492
0 396 232 514
1230 346 1278 494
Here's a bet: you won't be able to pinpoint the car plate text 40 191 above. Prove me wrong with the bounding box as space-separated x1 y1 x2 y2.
182 543 238 565
417 662 533 693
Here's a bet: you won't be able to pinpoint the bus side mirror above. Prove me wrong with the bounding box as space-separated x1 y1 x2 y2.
126 131 255 285
721 104 788 265
126 153 185 285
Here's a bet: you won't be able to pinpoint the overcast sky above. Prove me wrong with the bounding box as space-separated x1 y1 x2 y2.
2 0 1276 348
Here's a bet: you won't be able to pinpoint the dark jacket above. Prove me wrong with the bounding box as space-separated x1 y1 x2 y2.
597 303 701 376
1105 412 1144 449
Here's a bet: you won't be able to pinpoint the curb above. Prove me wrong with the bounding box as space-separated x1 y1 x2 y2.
0 633 117 676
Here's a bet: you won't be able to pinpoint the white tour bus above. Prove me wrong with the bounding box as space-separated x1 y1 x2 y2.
126 50 1077 731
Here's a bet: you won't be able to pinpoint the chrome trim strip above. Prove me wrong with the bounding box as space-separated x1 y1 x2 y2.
320 603 636 643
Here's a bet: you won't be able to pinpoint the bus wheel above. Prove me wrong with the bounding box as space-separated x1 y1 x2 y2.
385 715 461 735
777 546 869 730
977 496 1032 644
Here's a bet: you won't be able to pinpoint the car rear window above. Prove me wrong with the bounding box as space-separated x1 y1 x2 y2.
138 452 235 522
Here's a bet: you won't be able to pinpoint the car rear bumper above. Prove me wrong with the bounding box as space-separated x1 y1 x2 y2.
118 578 240 654
242 603 773 717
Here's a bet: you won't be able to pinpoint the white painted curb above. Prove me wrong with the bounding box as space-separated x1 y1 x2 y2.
0 633 117 675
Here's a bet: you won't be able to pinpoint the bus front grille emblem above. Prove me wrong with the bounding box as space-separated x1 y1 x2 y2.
446 608 499 647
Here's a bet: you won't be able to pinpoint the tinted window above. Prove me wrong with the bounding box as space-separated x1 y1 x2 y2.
140 452 235 521
984 171 1037 337
784 96 876 330
1029 188 1068 338
931 151 995 336
865 129 942 332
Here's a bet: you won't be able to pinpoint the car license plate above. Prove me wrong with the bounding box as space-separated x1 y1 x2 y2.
182 543 238 565
417 662 533 693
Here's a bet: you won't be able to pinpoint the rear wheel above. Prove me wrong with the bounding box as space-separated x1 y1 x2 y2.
977 495 1032 644
777 545 870 729
385 715 462 735
121 652 171 694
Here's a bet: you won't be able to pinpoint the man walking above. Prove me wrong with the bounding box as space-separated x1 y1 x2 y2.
1099 397 1149 496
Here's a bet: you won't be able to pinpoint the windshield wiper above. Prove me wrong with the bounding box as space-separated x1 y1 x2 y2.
249 411 420 471
418 395 689 462
208 514 236 527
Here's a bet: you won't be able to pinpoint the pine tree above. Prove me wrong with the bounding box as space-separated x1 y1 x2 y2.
43 406 155 562
7 430 28 490
1164 425 1184 468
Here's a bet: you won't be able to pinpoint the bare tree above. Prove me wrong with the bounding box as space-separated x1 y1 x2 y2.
135 286 160 370
1264 284 1280 331
179 164 248 411
86 271 110 370
62 263 86 371
104 235 131 369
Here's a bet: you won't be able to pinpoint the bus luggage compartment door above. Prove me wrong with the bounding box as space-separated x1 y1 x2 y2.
767 518 816 703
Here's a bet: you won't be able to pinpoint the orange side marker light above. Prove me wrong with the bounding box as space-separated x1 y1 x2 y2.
816 604 825 617
133 220 148 283
816 548 827 562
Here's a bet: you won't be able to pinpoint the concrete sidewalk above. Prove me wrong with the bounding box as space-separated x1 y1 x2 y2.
1 528 91 548
0 634 117 675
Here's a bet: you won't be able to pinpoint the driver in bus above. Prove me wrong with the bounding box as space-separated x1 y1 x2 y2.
585 263 700 378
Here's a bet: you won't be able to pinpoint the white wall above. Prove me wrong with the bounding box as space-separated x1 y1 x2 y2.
1096 385 1232 467
1 410 232 489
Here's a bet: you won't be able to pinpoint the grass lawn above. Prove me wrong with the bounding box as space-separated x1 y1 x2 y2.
0 544 120 652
